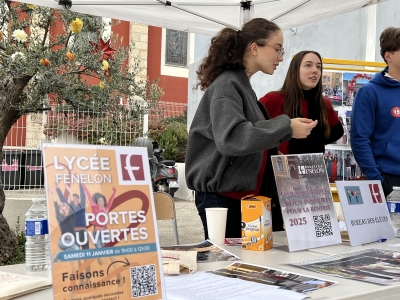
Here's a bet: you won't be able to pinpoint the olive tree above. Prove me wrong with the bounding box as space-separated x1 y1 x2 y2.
0 1 162 262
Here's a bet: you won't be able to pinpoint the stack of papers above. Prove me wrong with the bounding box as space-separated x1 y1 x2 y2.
0 271 52 300
165 262 336 300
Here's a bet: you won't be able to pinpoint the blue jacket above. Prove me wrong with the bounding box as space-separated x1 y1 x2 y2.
351 67 400 182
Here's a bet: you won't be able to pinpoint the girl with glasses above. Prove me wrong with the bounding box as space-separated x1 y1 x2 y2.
185 19 318 239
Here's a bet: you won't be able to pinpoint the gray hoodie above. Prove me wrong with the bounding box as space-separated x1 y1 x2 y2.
185 68 292 193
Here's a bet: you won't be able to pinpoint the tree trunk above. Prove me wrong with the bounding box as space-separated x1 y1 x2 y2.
0 75 32 263
0 212 18 263
0 149 18 264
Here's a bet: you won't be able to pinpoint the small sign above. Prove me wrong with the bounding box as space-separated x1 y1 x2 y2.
336 180 394 246
42 144 166 300
271 153 342 252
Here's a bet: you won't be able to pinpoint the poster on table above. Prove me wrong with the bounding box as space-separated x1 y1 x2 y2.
161 240 239 263
293 248 400 285
209 262 337 293
335 180 394 246
42 144 166 300
271 154 342 252
164 262 337 300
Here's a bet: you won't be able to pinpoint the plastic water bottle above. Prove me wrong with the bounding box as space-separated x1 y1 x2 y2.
25 198 51 271
386 187 400 238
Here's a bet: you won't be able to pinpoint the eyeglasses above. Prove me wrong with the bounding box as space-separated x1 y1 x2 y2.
265 45 285 59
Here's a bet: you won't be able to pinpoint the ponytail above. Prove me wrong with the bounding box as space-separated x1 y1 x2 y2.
197 18 280 90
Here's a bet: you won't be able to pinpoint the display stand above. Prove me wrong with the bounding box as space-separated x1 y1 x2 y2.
318 58 387 238
320 58 386 184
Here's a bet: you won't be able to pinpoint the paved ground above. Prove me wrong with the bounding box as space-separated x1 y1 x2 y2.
157 197 205 246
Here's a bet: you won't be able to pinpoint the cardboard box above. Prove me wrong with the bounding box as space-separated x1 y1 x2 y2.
241 195 273 251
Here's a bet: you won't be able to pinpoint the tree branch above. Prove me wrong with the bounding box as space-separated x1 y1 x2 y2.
65 31 71 48
41 17 51 48
68 66 89 75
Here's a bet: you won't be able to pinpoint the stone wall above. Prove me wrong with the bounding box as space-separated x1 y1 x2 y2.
25 113 44 149
129 22 148 80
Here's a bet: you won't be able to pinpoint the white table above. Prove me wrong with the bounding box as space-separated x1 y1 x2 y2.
2 232 400 300
223 233 400 300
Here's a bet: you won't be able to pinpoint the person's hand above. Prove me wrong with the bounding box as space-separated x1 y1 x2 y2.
47 186 56 202
290 118 318 139
47 186 54 194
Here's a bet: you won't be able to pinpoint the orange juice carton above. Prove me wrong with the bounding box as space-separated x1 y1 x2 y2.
241 195 273 251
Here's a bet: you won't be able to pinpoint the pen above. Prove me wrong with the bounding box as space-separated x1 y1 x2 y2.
362 239 387 246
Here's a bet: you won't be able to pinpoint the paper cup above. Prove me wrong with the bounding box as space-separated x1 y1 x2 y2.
205 207 228 244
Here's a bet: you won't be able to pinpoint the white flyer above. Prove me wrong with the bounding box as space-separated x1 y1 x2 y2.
336 180 394 246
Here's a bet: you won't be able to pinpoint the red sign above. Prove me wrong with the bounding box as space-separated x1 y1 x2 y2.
120 154 145 181
391 106 400 118
369 183 383 203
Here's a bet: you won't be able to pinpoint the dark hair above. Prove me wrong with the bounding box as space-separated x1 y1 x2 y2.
197 18 280 90
93 193 107 206
280 50 330 138
380 27 400 64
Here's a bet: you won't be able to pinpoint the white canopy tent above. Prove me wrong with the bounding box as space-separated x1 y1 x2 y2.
22 0 387 36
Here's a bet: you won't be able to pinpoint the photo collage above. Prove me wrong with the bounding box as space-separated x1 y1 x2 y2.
294 249 400 285
322 71 374 183
323 150 365 183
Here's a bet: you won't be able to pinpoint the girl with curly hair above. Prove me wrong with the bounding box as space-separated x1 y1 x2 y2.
185 18 318 237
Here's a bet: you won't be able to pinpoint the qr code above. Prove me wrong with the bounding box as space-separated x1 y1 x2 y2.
313 214 333 237
130 264 157 298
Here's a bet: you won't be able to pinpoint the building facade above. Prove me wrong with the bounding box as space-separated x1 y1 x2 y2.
187 0 400 127
4 17 190 148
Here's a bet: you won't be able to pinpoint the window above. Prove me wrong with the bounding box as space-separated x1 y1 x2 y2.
328 77 330 82
277 157 283 172
323 76 326 83
161 29 194 77
165 29 188 67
